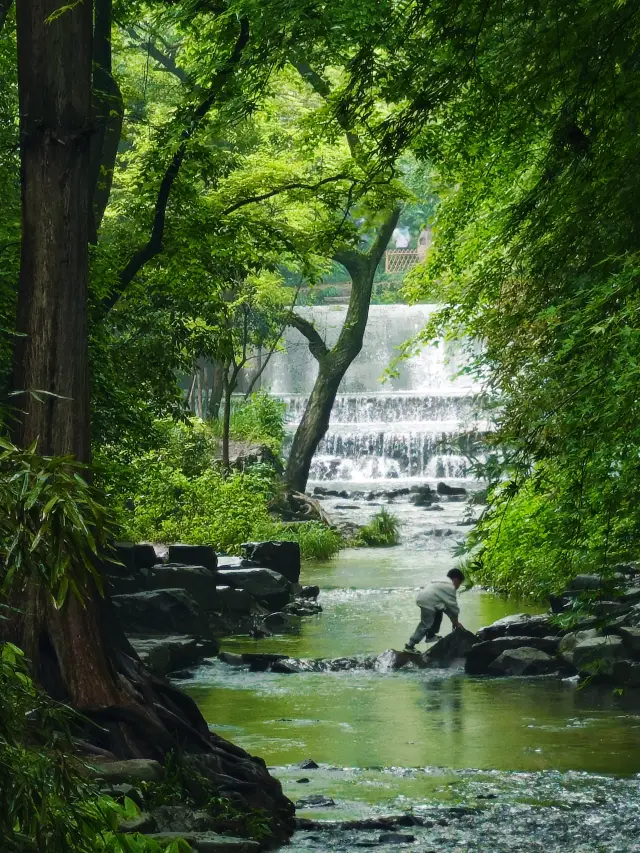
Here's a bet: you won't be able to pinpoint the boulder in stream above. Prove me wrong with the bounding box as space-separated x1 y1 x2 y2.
112 589 211 637
241 541 301 584
618 626 640 660
375 649 426 671
216 568 292 608
437 482 467 496
465 636 561 675
572 635 625 675
477 613 563 642
488 647 558 676
147 565 218 610
129 635 219 677
422 627 477 668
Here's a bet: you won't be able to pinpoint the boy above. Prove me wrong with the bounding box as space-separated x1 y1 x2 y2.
405 568 465 651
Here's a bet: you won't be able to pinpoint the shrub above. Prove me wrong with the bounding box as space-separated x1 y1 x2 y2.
255 520 343 560
223 392 286 452
0 642 190 853
353 508 400 547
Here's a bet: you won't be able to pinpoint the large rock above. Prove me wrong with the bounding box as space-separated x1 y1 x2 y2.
436 482 467 496
112 542 159 572
488 647 558 676
565 574 607 592
558 629 600 666
181 750 294 839
618 627 640 660
147 565 218 611
168 544 217 571
375 649 426 671
261 611 302 633
573 635 625 675
216 568 292 608
422 628 477 668
129 635 219 677
147 832 259 852
465 636 561 675
112 589 211 637
241 541 301 584
477 613 562 642
611 659 640 687
216 586 254 613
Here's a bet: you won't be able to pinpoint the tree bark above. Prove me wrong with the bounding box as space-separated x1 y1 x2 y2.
222 367 232 470
13 0 93 462
89 0 124 243
284 208 400 492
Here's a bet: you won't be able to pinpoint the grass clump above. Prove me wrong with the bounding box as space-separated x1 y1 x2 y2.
256 520 343 560
353 508 400 547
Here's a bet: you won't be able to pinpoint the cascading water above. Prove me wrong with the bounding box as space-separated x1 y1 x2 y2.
261 304 482 481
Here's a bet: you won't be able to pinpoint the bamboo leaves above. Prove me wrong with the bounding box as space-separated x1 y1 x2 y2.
0 441 116 607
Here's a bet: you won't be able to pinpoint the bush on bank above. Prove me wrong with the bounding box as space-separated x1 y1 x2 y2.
98 397 341 560
0 642 192 853
465 460 635 600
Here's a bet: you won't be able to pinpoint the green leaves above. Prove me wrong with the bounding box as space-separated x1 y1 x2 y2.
0 441 116 607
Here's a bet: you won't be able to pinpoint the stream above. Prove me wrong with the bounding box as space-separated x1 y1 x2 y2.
185 485 640 853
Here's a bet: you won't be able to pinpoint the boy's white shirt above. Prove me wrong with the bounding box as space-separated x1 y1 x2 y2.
415 578 459 619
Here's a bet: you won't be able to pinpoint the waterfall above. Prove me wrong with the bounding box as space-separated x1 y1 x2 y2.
262 305 481 482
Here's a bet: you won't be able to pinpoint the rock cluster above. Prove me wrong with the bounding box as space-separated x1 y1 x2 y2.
104 540 321 678
90 753 293 851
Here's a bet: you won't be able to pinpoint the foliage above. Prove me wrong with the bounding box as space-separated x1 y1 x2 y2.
0 642 190 853
105 417 339 558
0 439 116 606
383 0 640 597
353 508 400 547
255 520 342 560
219 392 286 452
140 752 273 841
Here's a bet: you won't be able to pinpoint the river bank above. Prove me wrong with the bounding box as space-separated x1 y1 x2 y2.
181 482 640 852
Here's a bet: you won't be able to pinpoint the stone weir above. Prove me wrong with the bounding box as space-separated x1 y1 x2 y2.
260 305 483 482
282 392 477 481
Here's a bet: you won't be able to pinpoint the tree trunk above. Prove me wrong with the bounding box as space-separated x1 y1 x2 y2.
7 15 296 828
222 368 231 470
13 0 93 461
209 360 225 419
285 208 400 493
285 358 344 491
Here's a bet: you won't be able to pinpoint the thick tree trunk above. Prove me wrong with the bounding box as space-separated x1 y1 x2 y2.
13 0 93 461
285 359 344 491
285 209 400 493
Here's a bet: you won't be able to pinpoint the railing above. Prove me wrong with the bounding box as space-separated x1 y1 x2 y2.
384 249 420 274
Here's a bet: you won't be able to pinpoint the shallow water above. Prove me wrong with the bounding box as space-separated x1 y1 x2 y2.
184 483 640 850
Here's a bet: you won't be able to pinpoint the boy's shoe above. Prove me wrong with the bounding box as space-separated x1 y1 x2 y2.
404 643 419 652
425 634 442 642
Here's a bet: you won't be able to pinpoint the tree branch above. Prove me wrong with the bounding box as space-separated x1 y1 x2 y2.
245 279 303 396
125 26 192 86
221 173 351 216
293 60 360 159
367 206 402 268
103 18 250 314
287 313 329 362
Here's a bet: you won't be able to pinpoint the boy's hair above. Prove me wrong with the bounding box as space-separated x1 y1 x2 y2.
447 568 465 583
